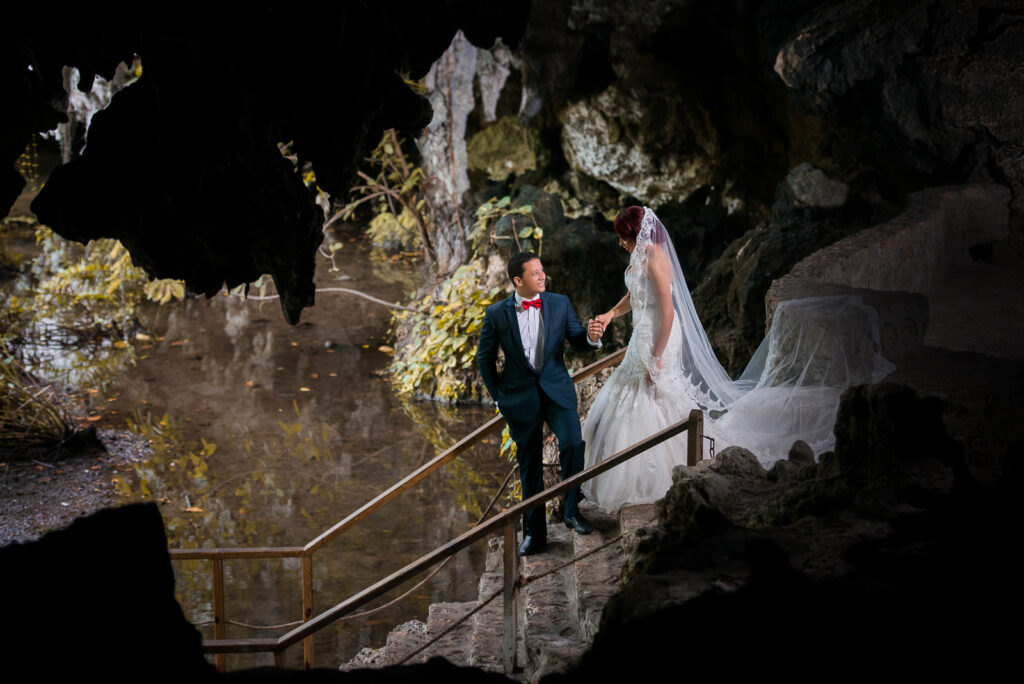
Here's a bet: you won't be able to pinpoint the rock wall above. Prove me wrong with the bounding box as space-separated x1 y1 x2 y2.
774 183 1011 299
772 0 1024 251
7 0 1019 333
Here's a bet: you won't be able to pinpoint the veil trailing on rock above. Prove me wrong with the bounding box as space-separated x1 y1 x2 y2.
633 207 894 463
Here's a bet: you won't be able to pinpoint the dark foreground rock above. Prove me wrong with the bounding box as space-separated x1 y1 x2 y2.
0 501 518 683
550 383 1021 682
0 502 216 682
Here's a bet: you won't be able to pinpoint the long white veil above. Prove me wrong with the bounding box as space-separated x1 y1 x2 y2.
634 207 894 464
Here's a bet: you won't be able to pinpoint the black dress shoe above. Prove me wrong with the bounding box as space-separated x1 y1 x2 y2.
563 512 594 534
518 535 546 556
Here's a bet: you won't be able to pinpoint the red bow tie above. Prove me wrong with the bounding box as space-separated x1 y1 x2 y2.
522 299 542 310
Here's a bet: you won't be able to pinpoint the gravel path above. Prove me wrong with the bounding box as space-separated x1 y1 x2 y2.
0 429 152 545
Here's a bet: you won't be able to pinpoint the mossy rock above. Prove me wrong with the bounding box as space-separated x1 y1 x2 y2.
467 115 549 182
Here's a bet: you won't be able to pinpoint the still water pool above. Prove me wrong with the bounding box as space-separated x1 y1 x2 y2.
10 230 509 669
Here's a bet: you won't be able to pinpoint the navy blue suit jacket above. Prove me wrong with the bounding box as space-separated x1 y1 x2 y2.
477 292 595 422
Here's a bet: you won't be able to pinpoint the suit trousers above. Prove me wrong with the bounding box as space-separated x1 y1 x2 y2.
506 386 586 541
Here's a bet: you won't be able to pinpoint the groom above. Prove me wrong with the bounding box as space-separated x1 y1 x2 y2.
477 252 604 555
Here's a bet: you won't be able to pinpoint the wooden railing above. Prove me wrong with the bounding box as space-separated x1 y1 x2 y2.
169 347 704 671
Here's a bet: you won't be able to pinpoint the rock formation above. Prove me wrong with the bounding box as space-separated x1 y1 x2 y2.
558 383 1020 682
2 2 530 323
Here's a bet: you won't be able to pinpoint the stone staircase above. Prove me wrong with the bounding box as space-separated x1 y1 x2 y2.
342 501 657 681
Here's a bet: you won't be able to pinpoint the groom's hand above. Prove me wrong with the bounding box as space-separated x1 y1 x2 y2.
587 318 604 342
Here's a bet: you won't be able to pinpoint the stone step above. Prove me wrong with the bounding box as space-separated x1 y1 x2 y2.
619 502 657 537
519 522 585 682
570 501 623 643
381 619 429 666
344 601 478 670
470 571 507 672
340 618 428 670
342 503 654 677
417 601 477 665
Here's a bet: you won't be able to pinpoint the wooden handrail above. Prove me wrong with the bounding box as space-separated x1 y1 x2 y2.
170 546 306 560
203 410 701 654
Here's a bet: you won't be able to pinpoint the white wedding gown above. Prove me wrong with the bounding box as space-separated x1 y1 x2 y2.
581 254 716 509
582 208 894 512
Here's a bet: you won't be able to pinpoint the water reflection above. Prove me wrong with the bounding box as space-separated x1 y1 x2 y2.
5 222 508 668
93 240 506 669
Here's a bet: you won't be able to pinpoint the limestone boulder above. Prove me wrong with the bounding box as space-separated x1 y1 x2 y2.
559 83 719 208
787 440 815 466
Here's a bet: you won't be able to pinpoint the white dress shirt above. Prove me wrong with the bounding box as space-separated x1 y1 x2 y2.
515 292 545 370
515 292 601 371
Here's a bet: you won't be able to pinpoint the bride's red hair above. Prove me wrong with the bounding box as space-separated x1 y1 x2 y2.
613 206 644 242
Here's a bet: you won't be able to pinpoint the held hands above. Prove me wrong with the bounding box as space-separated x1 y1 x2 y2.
587 311 613 342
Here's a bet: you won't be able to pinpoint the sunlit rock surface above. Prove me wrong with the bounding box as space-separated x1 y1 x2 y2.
560 83 719 207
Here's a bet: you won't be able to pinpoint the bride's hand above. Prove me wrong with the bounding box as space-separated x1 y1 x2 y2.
648 355 663 383
594 312 613 330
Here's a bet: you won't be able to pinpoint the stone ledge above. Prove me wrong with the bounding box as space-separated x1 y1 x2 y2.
773 183 1010 299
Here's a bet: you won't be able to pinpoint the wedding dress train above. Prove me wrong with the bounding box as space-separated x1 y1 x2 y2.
581 208 893 512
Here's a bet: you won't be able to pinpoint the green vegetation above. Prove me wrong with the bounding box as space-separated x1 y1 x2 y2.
0 355 73 452
499 423 520 502
469 195 543 256
389 260 502 402
340 129 432 258
0 220 26 274
3 227 184 348
1 220 187 450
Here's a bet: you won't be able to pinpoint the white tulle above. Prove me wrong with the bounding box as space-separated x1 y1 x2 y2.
582 207 894 511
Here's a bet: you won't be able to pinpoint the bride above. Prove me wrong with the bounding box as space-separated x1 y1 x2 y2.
581 206 894 511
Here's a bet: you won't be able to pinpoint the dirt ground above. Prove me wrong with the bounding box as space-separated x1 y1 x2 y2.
0 429 150 545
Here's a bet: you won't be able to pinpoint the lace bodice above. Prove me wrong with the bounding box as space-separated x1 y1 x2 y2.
621 249 677 376
621 237 716 408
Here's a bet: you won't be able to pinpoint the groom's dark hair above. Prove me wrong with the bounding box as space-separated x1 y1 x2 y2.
507 251 539 284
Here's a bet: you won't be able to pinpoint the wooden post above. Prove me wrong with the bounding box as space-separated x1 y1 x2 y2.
302 556 314 669
212 559 227 673
502 518 518 673
687 409 703 466
273 650 286 668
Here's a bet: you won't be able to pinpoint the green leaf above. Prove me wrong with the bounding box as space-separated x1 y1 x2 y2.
518 226 533 238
